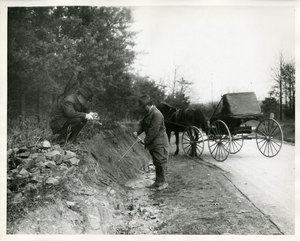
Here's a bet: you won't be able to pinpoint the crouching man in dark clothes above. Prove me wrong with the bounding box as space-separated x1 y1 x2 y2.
50 85 97 144
134 95 169 190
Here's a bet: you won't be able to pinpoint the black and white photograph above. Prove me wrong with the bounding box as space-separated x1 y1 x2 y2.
1 0 298 239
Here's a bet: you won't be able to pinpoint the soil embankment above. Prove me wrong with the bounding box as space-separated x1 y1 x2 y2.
7 124 284 234
7 124 151 234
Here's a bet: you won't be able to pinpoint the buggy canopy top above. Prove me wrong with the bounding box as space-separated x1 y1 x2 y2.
220 92 262 117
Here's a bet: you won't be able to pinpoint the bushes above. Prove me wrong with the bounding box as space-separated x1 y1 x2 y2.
190 102 218 121
7 116 52 149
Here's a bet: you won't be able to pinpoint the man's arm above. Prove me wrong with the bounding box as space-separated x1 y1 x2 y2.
135 122 144 136
61 101 86 119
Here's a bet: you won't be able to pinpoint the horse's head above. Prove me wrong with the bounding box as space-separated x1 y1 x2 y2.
157 102 177 120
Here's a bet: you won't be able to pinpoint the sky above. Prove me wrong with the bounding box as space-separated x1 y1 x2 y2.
130 5 295 104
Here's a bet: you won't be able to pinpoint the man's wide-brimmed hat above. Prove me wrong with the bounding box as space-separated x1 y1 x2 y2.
138 95 152 107
78 85 93 101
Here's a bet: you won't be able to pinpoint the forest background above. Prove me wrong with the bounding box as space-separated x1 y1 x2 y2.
7 6 295 146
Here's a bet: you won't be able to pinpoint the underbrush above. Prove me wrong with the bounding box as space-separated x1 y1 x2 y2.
280 119 295 143
7 117 52 149
7 116 127 148
7 116 148 234
245 118 294 143
7 117 91 232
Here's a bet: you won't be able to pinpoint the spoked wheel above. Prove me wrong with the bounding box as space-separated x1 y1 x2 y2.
208 120 232 162
230 135 244 154
256 118 283 157
182 126 204 158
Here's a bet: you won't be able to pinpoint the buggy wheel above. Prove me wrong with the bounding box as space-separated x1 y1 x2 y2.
230 135 244 154
182 126 204 158
256 118 283 157
208 120 231 162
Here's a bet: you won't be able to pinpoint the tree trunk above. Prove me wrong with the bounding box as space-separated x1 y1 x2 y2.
289 81 292 115
292 90 295 116
172 67 177 96
284 80 288 114
19 81 26 121
52 93 57 104
279 79 282 121
36 84 41 124
279 59 283 121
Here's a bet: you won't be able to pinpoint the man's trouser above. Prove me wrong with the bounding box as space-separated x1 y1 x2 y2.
51 118 87 142
149 147 169 184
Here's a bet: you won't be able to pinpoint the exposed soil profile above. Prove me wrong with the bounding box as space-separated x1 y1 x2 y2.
7 125 282 235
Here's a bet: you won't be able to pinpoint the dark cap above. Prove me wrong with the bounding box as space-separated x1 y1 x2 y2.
78 85 93 101
138 95 152 107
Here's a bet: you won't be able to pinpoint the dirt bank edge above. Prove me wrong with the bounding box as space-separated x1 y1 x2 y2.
7 124 151 234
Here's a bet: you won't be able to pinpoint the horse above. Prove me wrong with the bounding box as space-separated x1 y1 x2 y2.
157 102 208 155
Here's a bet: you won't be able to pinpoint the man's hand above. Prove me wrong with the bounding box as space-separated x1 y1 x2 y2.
133 132 144 144
138 136 145 145
85 113 94 120
90 112 99 119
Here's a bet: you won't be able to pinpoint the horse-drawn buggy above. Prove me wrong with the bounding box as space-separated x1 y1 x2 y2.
158 92 283 162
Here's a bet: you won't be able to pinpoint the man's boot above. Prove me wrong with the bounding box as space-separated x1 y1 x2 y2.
157 164 168 190
146 165 161 188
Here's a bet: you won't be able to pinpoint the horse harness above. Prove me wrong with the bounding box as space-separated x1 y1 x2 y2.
164 108 189 128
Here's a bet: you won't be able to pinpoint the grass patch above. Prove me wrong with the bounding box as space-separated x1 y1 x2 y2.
7 117 52 149
281 120 295 143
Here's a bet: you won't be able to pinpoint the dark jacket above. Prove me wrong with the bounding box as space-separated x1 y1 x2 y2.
137 106 169 150
50 94 89 133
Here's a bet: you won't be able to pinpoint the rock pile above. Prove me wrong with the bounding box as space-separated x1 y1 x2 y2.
115 195 166 234
7 125 153 234
7 141 81 204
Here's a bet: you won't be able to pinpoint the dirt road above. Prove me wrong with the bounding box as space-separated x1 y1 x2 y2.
203 139 295 234
120 139 293 234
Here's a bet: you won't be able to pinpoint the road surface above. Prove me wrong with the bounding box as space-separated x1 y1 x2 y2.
120 138 291 234
199 139 295 234
117 135 295 235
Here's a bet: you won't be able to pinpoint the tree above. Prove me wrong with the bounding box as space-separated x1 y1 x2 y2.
165 76 192 109
164 66 192 109
131 75 166 103
282 62 295 117
165 92 190 109
261 97 279 118
177 77 193 96
270 55 295 120
8 8 55 119
128 75 166 118
8 6 136 121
